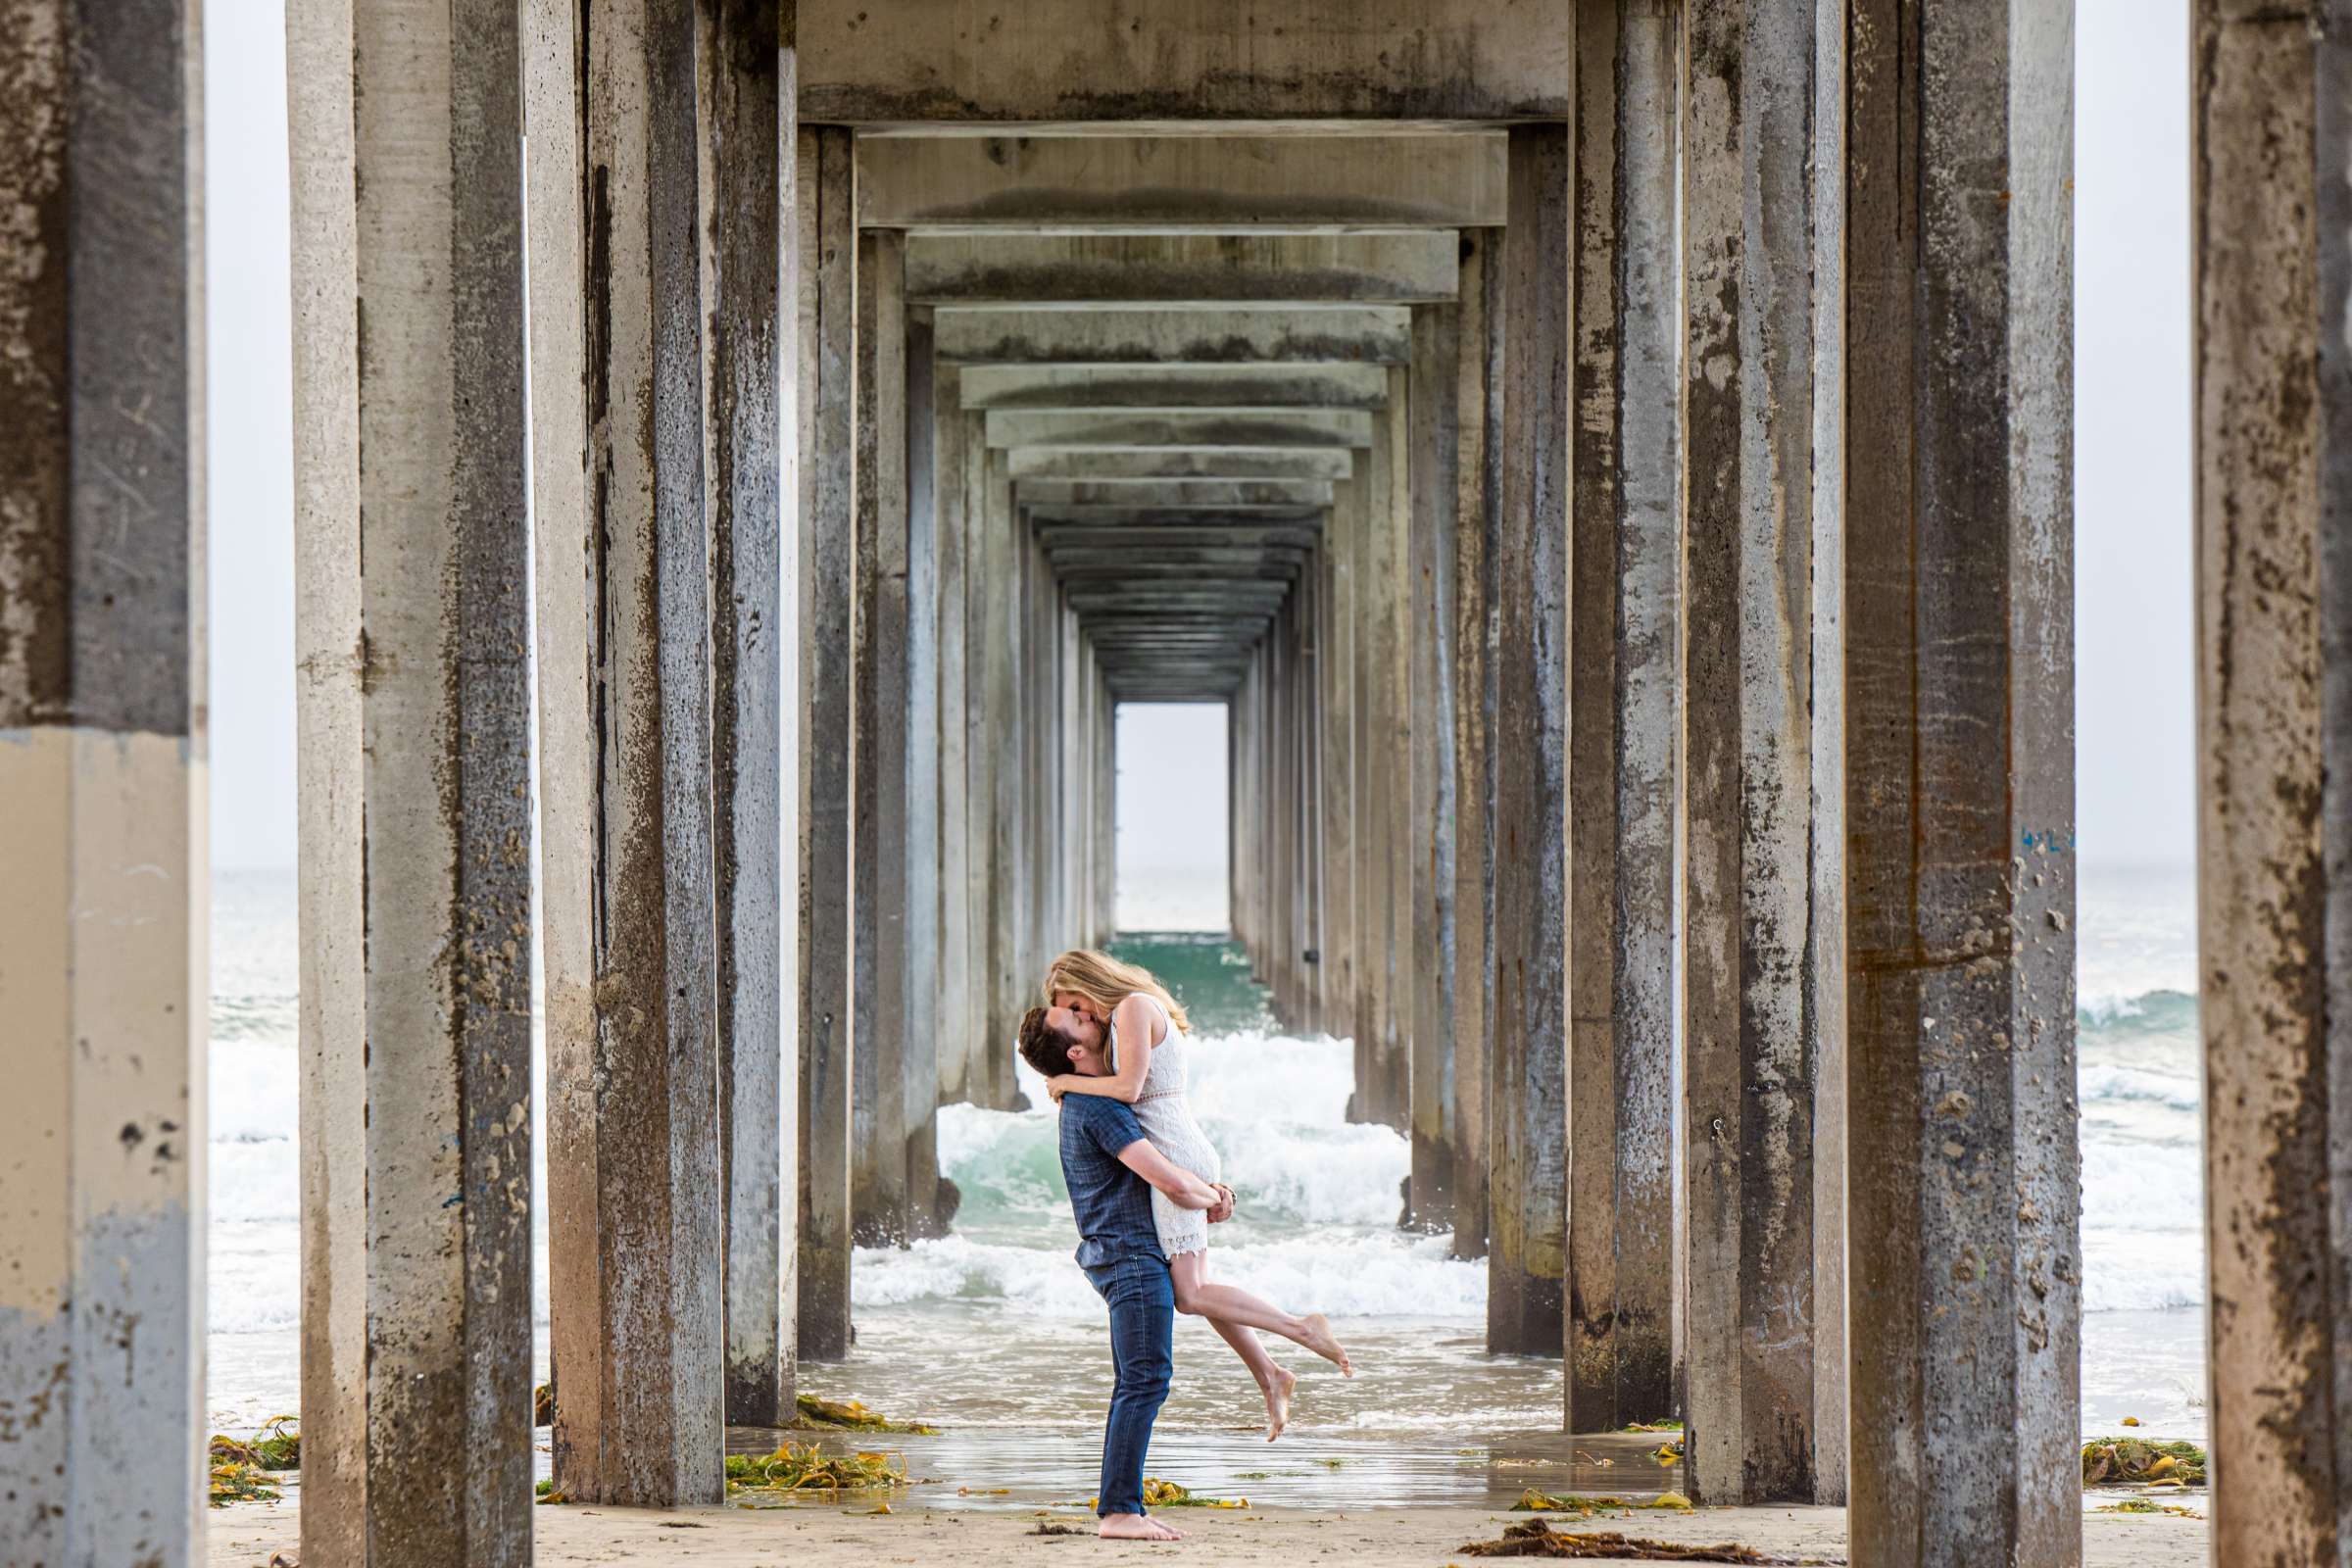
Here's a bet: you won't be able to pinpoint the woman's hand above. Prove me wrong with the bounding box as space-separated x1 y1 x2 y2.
1046 1074 1071 1104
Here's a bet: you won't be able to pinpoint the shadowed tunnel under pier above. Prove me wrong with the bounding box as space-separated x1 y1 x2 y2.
5 4 2336 1566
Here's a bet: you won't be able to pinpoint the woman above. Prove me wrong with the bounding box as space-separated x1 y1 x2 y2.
1028 948 1351 1441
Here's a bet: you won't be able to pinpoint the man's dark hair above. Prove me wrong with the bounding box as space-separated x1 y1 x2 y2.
1018 1004 1077 1079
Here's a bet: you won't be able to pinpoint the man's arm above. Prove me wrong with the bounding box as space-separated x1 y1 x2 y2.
1115 1139 1220 1210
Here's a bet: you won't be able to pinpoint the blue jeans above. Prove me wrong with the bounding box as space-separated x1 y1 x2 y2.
1084 1253 1174 1517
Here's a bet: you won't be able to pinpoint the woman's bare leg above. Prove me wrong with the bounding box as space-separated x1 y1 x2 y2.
1170 1251 1353 1375
1201 1313 1296 1440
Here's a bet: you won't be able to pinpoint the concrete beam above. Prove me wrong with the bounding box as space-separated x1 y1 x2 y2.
698 0 792 1430
1016 479 1332 508
793 124 857 1362
960 363 1390 411
1845 1 2079 1561
0 6 205 1560
1035 523 1322 551
527 0 723 1506
987 410 1374 450
1009 447 1356 481
2191 4 2352 1563
1563 0 1678 1440
938 306 1411 367
856 133 1506 229
290 1 532 1559
905 232 1461 304
798 0 1570 122
1487 126 1569 1358
1027 506 1323 528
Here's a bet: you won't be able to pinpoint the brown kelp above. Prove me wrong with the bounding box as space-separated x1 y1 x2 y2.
795 1393 937 1435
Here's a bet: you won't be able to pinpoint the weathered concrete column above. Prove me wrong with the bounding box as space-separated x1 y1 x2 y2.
792 123 856 1360
978 449 1024 1096
1679 0 1837 1501
1488 124 1571 1356
1563 0 1681 1435
1844 0 2077 1560
1407 307 1461 1234
1321 473 1359 1049
698 0 793 1429
526 0 723 1504
2192 5 2352 1561
0 6 206 1560
853 228 911 1247
1368 390 1412 1129
934 367 975 1106
290 0 530 1556
903 310 943 1241
1451 231 1500 1261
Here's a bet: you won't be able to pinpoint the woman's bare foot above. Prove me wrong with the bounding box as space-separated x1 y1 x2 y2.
1298 1313 1352 1376
1263 1366 1297 1441
1100 1513 1184 1541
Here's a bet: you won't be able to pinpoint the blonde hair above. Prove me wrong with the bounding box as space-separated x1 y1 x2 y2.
1042 949 1192 1035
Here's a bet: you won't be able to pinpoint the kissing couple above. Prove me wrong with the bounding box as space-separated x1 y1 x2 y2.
1018 949 1352 1542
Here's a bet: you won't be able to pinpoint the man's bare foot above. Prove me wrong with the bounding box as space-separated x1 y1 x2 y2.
1299 1313 1353 1376
1100 1513 1183 1541
1263 1366 1297 1441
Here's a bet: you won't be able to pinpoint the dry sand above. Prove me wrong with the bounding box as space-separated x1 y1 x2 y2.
210 1492 2207 1565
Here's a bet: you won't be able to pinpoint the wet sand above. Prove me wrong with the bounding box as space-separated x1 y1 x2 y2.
209 1490 2207 1566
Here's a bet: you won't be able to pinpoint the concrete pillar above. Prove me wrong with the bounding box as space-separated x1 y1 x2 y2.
1488 124 1571 1356
1296 557 1325 1031
904 311 943 1240
2191 4 2352 1562
1679 0 1836 1501
1450 231 1499 1261
290 0 530 1557
698 0 793 1430
1844 1 2077 1560
526 0 722 1505
934 367 974 1106
1097 669 1117 939
1368 392 1412 1129
0 5 205 1560
1321 476 1359 1051
1407 305 1462 1234
1563 0 1680 1434
979 450 1024 1096
853 227 910 1248
792 123 856 1361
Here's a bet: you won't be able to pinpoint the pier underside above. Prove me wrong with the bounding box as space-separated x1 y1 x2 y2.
8 3 2350 1565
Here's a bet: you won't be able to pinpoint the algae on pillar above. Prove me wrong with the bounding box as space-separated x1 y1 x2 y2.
2192 3 2352 1560
525 0 724 1505
0 5 206 1560
290 0 533 1554
1843 0 2078 1559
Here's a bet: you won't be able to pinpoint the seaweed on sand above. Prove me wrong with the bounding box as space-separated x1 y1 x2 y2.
208 1414 301 1505
795 1394 938 1435
2082 1437 2207 1487
1065 1477 1250 1510
1458 1520 1814 1562
1514 1492 1691 1516
727 1442 909 1499
2098 1496 2203 1518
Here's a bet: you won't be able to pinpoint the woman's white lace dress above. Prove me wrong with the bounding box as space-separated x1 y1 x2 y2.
1115 994 1223 1258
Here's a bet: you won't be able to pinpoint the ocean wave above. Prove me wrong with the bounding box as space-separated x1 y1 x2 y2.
2078 1063 2200 1113
2079 988 2198 1035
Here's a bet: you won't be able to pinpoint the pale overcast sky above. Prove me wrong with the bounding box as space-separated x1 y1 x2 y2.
204 1 2194 891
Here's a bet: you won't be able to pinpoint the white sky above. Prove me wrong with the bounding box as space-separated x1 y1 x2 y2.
205 0 2193 891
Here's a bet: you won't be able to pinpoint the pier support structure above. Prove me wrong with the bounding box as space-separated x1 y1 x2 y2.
1843 1 2078 1560
2192 3 2352 1561
289 0 534 1555
0 5 206 1560
526 0 724 1505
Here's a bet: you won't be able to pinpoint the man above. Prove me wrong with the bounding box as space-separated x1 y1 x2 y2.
1019 1004 1233 1542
